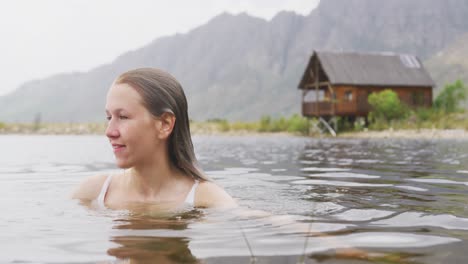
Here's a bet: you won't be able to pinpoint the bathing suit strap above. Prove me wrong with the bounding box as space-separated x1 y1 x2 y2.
97 174 113 207
184 180 199 205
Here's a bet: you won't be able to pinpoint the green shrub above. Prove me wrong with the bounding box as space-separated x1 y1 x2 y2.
368 118 389 131
368 89 409 122
287 114 309 134
256 115 310 134
434 80 467 113
218 120 230 132
258 116 271 132
415 107 434 122
230 122 258 131
206 118 227 123
270 117 288 132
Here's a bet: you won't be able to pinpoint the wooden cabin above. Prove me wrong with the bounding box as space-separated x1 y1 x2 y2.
298 51 434 118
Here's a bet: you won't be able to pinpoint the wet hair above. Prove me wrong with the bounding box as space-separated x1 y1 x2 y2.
115 68 209 181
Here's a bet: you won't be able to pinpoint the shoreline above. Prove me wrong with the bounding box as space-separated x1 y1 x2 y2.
338 128 468 140
1 122 468 139
1 127 468 140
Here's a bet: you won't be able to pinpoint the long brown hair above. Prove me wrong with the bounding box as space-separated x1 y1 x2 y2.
115 68 209 181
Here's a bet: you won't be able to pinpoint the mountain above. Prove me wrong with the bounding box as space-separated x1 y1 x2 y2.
425 32 468 94
2 0 468 123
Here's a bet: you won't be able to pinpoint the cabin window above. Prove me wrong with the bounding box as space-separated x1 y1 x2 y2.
344 90 353 102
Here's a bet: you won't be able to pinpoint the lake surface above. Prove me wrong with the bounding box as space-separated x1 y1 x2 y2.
1 134 468 263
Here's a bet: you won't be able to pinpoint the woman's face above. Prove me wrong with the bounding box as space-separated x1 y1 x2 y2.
105 82 161 168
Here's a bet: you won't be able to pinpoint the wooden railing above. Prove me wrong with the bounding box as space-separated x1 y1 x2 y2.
302 102 333 116
303 100 371 117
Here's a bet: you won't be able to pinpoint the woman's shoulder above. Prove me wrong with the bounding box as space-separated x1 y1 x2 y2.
195 180 237 208
71 173 111 201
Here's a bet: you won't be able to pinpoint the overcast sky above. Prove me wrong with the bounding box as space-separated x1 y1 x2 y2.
0 0 319 96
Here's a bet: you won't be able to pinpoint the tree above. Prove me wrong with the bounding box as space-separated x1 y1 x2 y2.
368 89 408 122
434 80 467 113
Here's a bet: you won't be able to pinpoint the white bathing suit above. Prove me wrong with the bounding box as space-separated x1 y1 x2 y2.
96 174 199 207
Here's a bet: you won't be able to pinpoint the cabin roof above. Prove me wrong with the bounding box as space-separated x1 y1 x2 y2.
298 50 435 88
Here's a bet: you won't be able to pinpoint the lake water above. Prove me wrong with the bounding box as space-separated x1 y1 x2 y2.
1 134 468 263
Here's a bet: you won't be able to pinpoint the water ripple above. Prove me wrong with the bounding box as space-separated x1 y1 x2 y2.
292 179 393 187
306 172 380 179
332 209 395 221
372 212 468 230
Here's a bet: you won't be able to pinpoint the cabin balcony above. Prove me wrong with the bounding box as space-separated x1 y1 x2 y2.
302 100 371 117
302 101 333 116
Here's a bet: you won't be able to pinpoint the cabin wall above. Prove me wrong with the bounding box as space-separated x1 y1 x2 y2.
334 86 359 115
330 85 432 117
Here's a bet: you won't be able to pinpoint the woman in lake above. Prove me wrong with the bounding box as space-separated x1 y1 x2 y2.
72 68 236 209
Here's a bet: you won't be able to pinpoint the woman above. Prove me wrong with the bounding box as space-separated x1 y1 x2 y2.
72 68 236 209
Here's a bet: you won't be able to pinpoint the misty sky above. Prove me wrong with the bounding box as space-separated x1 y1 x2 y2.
0 0 319 96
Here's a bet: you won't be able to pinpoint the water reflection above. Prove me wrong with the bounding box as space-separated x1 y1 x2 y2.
108 236 198 264
107 210 202 264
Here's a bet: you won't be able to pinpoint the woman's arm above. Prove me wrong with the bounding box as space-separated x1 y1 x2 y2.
195 181 238 208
